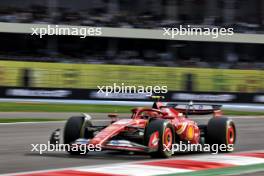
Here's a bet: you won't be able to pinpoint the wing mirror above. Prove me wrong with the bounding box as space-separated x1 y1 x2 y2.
162 112 174 119
162 112 168 116
165 116 175 119
108 113 119 123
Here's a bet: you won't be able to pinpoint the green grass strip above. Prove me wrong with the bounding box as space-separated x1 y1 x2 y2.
224 110 264 116
0 118 64 123
159 163 264 176
0 103 134 113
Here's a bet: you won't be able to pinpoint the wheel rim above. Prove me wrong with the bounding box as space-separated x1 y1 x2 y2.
227 125 235 144
164 128 173 149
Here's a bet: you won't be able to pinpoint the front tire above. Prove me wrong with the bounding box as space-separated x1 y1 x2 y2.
145 119 174 158
64 116 91 155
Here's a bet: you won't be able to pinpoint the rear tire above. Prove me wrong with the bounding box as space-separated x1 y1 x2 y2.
207 117 236 152
145 119 174 158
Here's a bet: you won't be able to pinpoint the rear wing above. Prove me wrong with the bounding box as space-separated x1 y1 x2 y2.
166 103 222 115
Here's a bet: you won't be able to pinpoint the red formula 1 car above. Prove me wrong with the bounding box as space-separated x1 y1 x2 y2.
50 97 236 158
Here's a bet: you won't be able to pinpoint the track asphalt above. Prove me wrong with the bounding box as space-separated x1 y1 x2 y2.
0 113 263 174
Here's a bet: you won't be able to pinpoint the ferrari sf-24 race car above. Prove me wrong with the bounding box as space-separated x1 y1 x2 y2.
50 97 236 158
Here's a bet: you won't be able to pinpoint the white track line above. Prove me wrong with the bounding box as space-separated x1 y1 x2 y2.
184 154 264 165
0 121 64 125
77 164 191 176
0 119 110 125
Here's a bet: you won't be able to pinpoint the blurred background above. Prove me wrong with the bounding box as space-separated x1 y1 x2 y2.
0 0 263 103
1 2 264 175
0 0 264 32
0 2 264 174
